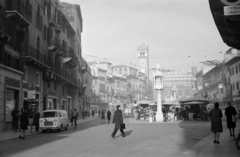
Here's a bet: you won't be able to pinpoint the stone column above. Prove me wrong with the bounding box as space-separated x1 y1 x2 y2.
154 63 164 122
155 90 163 122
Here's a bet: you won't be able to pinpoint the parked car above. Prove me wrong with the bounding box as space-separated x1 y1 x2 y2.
39 110 69 132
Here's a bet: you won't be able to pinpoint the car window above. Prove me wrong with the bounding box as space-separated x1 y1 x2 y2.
42 112 58 118
59 112 62 117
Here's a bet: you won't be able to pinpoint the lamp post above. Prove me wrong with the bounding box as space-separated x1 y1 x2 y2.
154 63 164 122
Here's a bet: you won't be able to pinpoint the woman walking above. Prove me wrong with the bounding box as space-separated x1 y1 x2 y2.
101 109 105 123
107 110 111 123
225 102 237 137
209 102 223 144
19 109 29 140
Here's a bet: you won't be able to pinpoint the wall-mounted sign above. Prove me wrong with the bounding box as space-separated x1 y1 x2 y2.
224 5 240 16
28 90 36 100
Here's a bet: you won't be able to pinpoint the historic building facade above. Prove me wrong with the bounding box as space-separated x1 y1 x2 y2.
0 0 83 132
162 72 195 101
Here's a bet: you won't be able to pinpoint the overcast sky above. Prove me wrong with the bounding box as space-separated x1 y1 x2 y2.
62 0 230 72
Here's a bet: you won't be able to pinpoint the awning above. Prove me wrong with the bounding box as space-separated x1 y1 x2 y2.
137 100 156 105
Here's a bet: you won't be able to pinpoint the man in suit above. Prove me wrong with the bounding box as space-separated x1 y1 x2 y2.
111 105 125 138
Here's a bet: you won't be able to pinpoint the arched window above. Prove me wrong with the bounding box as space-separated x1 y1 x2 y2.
124 68 127 75
119 69 122 74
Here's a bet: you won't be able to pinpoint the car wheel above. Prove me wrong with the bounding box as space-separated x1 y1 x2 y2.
41 130 46 133
65 126 68 131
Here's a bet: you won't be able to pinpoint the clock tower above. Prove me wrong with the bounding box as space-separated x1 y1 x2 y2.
137 43 149 78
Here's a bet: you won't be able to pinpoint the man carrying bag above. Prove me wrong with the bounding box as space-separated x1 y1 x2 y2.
111 105 125 138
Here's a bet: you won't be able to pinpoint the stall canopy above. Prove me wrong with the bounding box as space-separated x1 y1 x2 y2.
180 98 212 105
137 100 156 107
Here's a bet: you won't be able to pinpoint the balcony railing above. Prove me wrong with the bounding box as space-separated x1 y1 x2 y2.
67 47 78 60
47 57 78 85
5 0 32 23
48 13 56 26
0 50 22 71
22 44 46 65
48 37 61 50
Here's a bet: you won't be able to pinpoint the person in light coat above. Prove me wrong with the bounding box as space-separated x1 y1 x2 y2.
111 105 125 138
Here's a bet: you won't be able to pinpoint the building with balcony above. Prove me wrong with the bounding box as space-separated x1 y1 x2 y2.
89 61 112 112
225 56 240 111
0 0 32 131
0 0 83 132
202 64 227 107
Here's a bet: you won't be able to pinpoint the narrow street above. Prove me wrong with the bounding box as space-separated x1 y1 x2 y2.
0 118 215 157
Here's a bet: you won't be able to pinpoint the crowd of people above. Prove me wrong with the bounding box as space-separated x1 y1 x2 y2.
11 102 238 142
11 108 40 140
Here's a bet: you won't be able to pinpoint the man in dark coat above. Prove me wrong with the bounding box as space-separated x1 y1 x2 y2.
11 107 19 132
107 110 111 123
33 109 40 132
225 102 237 137
111 105 125 138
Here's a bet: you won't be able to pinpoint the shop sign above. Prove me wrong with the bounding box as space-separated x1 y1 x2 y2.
5 77 20 88
28 90 36 100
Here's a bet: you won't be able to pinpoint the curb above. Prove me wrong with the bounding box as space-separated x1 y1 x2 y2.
0 116 99 142
0 132 40 142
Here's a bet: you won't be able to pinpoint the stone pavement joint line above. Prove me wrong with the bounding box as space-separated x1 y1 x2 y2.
0 116 99 142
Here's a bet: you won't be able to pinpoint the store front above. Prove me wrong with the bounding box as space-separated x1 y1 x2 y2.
1 76 21 131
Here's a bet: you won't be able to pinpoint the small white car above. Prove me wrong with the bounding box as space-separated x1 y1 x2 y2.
39 110 69 132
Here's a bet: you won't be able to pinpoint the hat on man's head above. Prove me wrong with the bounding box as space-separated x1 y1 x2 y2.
116 105 120 108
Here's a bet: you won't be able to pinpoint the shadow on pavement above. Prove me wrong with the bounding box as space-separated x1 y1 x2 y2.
0 118 104 157
125 130 133 137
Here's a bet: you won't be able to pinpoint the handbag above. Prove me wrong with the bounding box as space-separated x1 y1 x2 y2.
232 115 236 123
120 123 126 129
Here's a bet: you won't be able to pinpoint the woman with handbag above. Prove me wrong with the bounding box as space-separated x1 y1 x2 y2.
111 105 125 138
225 102 237 137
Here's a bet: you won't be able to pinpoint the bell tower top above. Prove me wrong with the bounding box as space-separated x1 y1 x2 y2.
137 43 149 78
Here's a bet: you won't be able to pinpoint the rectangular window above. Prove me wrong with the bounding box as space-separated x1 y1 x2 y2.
62 86 65 95
23 67 27 82
232 67 234 75
54 81 57 90
36 72 40 86
236 66 238 74
233 83 235 91
44 26 47 41
47 81 50 88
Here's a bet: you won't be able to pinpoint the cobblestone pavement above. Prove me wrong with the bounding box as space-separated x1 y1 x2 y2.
0 118 228 157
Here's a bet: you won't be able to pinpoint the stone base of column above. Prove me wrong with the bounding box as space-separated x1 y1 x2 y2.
155 112 164 122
